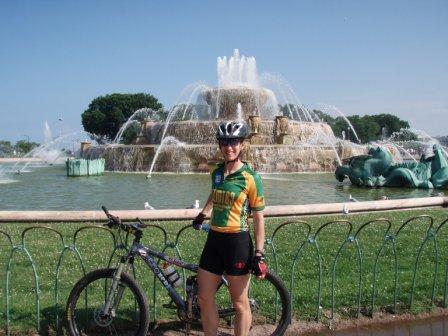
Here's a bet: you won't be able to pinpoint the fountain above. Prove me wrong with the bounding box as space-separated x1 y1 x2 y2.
0 124 101 181
81 50 365 173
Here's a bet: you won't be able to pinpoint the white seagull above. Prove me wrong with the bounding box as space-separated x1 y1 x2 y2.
186 200 200 209
144 202 155 210
348 194 359 202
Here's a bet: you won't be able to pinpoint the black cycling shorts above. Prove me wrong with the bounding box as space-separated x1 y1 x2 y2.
199 230 253 276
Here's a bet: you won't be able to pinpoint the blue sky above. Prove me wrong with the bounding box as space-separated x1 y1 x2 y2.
0 0 447 143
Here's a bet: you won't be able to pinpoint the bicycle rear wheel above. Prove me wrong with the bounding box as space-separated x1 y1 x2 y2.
66 268 149 336
217 270 291 336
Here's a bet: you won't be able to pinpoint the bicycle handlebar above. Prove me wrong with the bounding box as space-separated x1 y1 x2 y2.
101 205 148 236
101 205 208 234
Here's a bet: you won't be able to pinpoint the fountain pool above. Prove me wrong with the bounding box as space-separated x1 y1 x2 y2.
0 163 436 211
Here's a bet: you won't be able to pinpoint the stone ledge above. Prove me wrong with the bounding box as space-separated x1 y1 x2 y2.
0 197 446 222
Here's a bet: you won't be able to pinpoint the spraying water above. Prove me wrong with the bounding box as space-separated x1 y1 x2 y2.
236 103 244 121
113 108 160 144
318 104 362 144
44 122 53 143
146 136 185 178
218 49 259 87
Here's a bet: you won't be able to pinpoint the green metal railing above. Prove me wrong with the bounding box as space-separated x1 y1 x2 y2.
1 214 448 334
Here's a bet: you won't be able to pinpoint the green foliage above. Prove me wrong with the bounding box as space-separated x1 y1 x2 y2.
121 123 140 145
0 140 13 157
371 114 410 137
14 140 40 155
348 115 381 143
310 109 413 144
0 140 41 157
81 93 163 142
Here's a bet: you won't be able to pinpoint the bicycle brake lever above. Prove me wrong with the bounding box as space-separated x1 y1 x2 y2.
103 220 115 228
101 206 121 225
136 218 149 228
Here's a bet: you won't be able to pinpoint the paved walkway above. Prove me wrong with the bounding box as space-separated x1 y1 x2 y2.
0 157 42 163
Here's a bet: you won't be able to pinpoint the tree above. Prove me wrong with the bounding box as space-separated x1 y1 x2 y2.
15 140 40 155
81 93 163 142
370 114 410 138
306 110 413 144
311 109 335 124
349 115 381 143
0 141 13 157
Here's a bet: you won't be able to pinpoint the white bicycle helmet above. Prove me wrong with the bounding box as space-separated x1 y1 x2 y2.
216 121 248 140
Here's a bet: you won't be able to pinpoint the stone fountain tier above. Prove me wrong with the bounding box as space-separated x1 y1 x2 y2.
82 143 366 173
200 87 278 119
138 119 335 145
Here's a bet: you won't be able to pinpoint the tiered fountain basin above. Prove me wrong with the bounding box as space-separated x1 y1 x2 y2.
82 118 365 173
138 119 334 145
200 87 277 119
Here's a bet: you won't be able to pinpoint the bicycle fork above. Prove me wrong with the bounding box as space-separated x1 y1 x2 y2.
102 261 128 317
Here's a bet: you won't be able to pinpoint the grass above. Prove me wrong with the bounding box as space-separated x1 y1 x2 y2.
0 207 447 334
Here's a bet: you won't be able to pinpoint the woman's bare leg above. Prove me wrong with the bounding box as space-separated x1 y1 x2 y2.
227 274 251 336
197 268 222 336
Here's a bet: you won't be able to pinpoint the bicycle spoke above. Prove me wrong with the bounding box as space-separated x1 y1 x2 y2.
67 269 149 336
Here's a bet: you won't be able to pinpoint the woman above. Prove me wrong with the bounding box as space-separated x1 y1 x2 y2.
192 120 267 336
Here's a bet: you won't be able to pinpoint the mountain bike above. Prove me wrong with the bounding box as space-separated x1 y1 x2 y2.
66 206 291 335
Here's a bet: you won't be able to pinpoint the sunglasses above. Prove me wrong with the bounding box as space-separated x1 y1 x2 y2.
219 138 242 147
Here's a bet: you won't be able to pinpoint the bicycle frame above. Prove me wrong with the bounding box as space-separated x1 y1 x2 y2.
132 241 199 311
105 238 199 317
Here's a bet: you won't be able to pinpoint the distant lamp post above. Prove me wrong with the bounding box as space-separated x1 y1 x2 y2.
58 117 63 137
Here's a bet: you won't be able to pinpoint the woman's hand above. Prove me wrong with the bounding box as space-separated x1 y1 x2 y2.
192 212 206 230
252 250 267 279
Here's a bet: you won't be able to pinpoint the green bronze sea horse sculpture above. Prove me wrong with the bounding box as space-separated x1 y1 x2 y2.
335 144 448 189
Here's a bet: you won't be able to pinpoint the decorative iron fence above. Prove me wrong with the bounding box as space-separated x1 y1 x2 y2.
1 210 448 334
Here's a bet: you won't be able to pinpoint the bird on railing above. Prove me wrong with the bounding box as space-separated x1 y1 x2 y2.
342 203 349 214
186 200 200 209
144 202 155 210
348 194 359 202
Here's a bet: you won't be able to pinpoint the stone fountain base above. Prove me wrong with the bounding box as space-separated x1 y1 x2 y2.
139 119 335 145
82 143 366 173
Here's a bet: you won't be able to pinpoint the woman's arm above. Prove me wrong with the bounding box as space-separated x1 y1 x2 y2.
252 210 267 279
252 210 265 253
199 192 214 216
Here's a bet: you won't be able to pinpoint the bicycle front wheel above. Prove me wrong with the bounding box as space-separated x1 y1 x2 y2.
66 268 149 336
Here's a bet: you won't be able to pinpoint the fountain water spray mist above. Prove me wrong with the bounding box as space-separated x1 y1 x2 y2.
218 49 259 87
146 136 185 178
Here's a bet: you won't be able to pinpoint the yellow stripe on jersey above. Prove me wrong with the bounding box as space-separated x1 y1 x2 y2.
242 171 265 211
